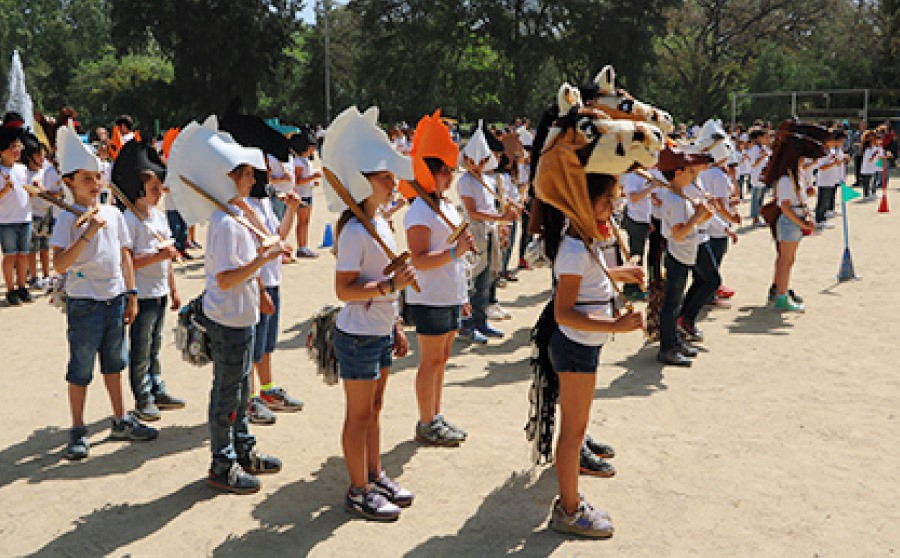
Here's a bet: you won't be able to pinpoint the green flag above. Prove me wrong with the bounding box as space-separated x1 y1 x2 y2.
841 181 861 201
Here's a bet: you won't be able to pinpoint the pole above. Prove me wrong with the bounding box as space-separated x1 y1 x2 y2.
837 182 858 281
731 93 737 131
791 92 797 119
322 0 332 122
863 89 869 125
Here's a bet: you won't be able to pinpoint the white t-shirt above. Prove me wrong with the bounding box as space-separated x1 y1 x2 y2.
335 216 400 336
98 160 113 204
267 154 294 194
125 207 171 298
246 197 282 288
660 187 699 266
738 148 752 176
816 149 842 187
554 234 614 347
403 197 467 306
775 175 807 209
41 164 64 217
698 167 732 238
26 167 50 214
649 168 666 220
861 146 883 175
203 207 260 328
0 163 32 223
621 172 652 223
748 144 769 187
50 204 131 300
293 156 314 198
682 182 710 244
457 172 496 214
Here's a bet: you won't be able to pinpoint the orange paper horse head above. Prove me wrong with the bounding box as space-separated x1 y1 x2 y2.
399 109 459 198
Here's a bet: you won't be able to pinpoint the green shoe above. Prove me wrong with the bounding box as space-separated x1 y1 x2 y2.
774 294 805 312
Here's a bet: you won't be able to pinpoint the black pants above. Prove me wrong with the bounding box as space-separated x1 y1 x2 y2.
854 155 863 185
815 186 836 223
647 217 664 284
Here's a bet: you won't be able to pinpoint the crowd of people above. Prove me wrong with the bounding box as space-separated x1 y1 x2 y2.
0 68 894 540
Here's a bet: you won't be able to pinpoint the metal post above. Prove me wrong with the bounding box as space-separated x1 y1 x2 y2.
863 88 869 125
791 92 797 119
322 0 332 122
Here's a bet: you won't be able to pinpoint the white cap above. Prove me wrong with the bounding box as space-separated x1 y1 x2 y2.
321 106 413 214
56 121 100 175
165 115 266 224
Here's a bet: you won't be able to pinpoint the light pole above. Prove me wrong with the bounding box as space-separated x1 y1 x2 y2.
321 0 332 122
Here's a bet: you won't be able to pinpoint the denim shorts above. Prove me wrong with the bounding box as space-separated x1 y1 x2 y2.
548 327 602 374
66 295 128 386
253 286 280 362
301 196 313 207
0 222 32 254
333 327 393 381
776 213 803 242
30 217 52 252
407 304 462 336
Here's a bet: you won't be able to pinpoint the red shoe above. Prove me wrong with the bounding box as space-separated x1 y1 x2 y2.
716 286 735 298
518 258 532 271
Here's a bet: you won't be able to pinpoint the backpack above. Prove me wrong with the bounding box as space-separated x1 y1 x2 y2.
173 295 212 367
306 305 342 386
524 297 559 464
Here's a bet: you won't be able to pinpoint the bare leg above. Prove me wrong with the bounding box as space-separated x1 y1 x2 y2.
366 370 390 477
15 254 28 288
68 384 88 427
254 352 273 387
295 206 310 248
555 372 596 514
342 379 377 489
414 334 449 424
102 372 126 419
40 249 51 278
774 241 799 295
2 254 15 292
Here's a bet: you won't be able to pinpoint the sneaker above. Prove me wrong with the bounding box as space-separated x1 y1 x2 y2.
5 290 21 306
486 304 511 321
435 414 467 439
345 487 401 521
548 497 615 538
28 277 40 290
676 343 699 358
579 446 616 477
370 471 415 507
676 318 704 343
457 326 488 344
518 258 532 271
110 414 159 441
296 247 319 259
153 391 186 410
415 419 465 447
207 462 260 495
788 289 804 304
501 271 519 282
134 399 161 421
820 222 835 229
248 396 277 425
584 435 615 458
476 323 504 338
825 210 836 218
775 294 805 313
716 285 735 299
496 277 508 288
65 426 89 460
706 295 731 308
657 348 692 367
238 448 282 475
260 387 304 412
17 287 34 303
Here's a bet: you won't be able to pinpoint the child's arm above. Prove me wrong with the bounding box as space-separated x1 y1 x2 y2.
132 245 178 269
53 213 106 273
276 193 301 239
167 264 181 311
216 242 285 291
121 247 139 325
554 274 642 333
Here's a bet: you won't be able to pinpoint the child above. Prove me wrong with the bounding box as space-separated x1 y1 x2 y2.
50 122 158 460
21 133 57 289
620 171 653 300
747 129 771 225
860 131 882 199
112 140 186 421
542 173 643 537
324 106 417 521
0 126 33 305
813 132 846 228
400 111 473 447
290 132 321 258
242 171 305 424
167 119 289 494
656 147 714 367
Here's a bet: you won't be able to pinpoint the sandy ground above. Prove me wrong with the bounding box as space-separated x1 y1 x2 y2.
0 174 898 558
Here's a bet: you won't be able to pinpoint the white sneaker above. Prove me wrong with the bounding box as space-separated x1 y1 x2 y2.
821 222 835 229
486 304 509 321
496 277 508 288
825 210 836 218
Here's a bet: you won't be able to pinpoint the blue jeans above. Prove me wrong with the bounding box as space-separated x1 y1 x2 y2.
333 328 393 380
750 186 767 219
464 256 493 329
680 242 721 326
659 253 689 351
66 296 128 386
501 220 517 274
0 222 32 254
128 296 168 403
738 175 750 198
270 193 286 221
205 318 256 473
166 210 188 253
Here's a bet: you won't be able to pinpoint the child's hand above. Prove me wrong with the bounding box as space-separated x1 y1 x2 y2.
455 230 475 255
160 244 180 261
260 288 275 316
124 295 139 325
613 311 644 333
392 325 409 357
169 291 182 311
283 192 303 210
85 213 107 236
392 262 418 290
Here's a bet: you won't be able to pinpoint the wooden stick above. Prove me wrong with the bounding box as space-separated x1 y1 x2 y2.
107 182 182 263
179 175 280 247
322 168 421 292
459 165 523 214
22 182 100 228
405 179 472 247
607 217 645 290
633 167 730 224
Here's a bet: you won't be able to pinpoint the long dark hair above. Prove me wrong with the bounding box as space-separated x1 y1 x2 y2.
543 173 617 261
